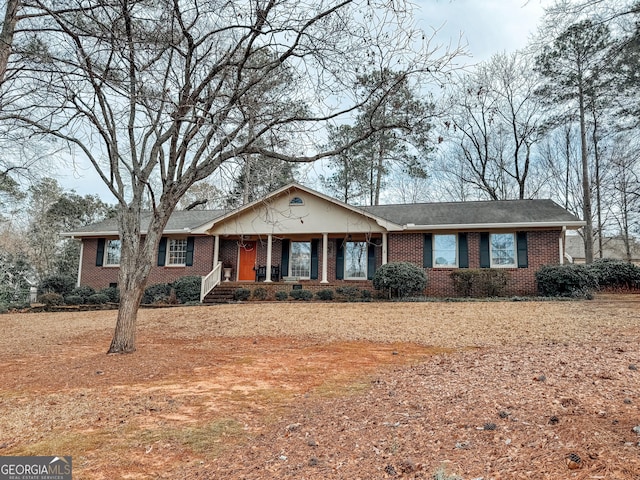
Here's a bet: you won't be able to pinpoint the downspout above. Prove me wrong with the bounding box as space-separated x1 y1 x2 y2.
76 239 84 287
559 226 566 265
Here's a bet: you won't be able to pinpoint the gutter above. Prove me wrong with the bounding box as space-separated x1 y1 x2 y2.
400 221 586 231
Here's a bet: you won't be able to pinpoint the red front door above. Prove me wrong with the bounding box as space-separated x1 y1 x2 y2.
238 241 257 281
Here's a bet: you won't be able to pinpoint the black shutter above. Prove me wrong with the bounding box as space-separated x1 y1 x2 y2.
310 239 319 280
458 233 469 268
517 232 528 268
480 233 490 268
367 243 376 280
157 237 167 266
185 237 195 266
96 238 105 266
335 240 344 280
423 234 433 268
281 239 290 277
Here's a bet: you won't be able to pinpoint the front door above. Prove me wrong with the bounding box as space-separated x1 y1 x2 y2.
238 241 257 281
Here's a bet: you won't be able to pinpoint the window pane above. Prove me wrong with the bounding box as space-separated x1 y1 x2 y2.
345 241 367 279
168 239 187 265
491 233 515 266
106 239 121 265
433 234 457 266
290 241 311 277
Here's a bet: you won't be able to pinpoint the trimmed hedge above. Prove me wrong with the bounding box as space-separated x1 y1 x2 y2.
142 283 172 304
316 289 335 301
86 293 110 305
450 269 508 297
289 289 313 301
64 295 84 305
588 258 640 290
536 264 597 297
99 286 120 303
275 291 288 301
171 276 202 303
372 262 428 299
39 275 76 296
252 287 268 300
233 288 251 301
38 292 64 306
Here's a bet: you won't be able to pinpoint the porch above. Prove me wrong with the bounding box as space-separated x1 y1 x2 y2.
200 233 389 301
201 279 375 304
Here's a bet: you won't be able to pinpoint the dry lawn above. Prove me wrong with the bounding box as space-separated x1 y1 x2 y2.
0 295 639 479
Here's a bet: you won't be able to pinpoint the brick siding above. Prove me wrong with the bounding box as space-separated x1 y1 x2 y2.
80 236 214 290
79 229 563 296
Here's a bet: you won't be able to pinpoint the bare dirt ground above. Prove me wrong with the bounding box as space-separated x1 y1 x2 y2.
0 295 639 479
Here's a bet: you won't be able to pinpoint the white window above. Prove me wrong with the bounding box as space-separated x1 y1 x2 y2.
491 233 516 267
433 234 457 267
290 241 311 278
345 241 367 279
168 238 188 266
105 239 121 266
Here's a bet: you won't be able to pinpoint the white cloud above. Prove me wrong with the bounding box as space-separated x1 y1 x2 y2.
416 0 550 63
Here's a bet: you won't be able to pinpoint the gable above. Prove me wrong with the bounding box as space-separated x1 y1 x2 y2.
206 187 391 236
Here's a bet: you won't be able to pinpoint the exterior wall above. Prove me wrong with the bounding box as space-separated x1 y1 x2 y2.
79 236 214 290
79 229 562 296
388 230 561 296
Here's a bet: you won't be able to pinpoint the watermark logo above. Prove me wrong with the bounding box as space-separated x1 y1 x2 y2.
0 456 72 480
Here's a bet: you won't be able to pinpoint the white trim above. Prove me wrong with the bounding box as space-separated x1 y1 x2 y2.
265 234 273 282
382 233 388 265
432 233 459 268
104 239 122 267
404 221 585 231
343 241 368 280
289 240 311 279
196 183 403 234
166 238 188 266
489 233 517 268
321 233 329 284
76 242 84 287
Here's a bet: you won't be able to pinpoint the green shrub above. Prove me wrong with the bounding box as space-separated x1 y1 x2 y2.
99 286 120 303
316 289 335 301
252 287 268 300
70 285 96 301
0 303 8 314
588 258 640 290
536 264 597 297
451 269 508 297
39 274 76 296
64 295 84 305
86 293 110 305
335 285 361 302
171 276 202 303
142 283 172 304
275 291 288 301
233 288 251 301
372 262 428 299
361 289 372 300
289 289 313 301
38 292 64 306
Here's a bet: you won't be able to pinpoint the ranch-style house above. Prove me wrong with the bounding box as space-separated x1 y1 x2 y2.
64 183 585 300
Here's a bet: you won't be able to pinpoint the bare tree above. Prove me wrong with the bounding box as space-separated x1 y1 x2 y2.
9 0 460 353
442 51 544 200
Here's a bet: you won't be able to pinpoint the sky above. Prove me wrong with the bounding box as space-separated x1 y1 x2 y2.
55 0 553 203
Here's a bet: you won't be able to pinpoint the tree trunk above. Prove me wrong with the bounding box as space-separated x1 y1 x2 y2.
578 85 594 264
107 205 164 354
0 0 19 86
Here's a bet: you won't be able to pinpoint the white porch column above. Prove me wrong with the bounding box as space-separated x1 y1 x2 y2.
213 235 220 268
382 233 388 265
265 234 273 282
76 240 84 287
321 233 329 283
